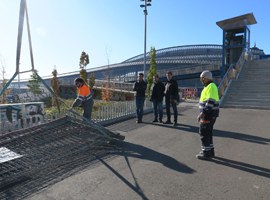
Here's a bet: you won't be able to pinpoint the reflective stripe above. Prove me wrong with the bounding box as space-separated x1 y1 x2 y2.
199 102 219 109
202 146 214 151
78 96 84 101
77 94 92 101
85 93 93 100
200 119 210 124
205 103 214 108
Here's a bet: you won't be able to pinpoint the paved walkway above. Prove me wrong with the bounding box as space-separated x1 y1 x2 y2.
27 101 270 200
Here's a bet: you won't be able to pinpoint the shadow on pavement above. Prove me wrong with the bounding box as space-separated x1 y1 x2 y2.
118 141 195 174
151 122 270 178
153 123 270 145
214 130 270 145
96 140 195 200
211 156 270 178
96 155 150 200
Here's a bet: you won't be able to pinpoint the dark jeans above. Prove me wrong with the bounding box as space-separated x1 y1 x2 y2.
165 98 178 123
152 99 163 121
135 96 145 121
199 117 216 156
83 98 94 120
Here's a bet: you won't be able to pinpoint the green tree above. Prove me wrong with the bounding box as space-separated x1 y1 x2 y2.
79 51 89 69
27 71 42 95
79 51 89 82
89 72 95 89
146 47 157 97
80 68 87 83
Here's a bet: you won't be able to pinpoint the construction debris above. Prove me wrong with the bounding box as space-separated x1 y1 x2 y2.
0 115 124 200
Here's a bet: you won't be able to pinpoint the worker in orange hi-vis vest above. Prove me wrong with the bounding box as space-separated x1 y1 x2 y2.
71 77 94 120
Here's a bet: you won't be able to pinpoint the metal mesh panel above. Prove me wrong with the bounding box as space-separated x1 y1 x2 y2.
0 116 123 200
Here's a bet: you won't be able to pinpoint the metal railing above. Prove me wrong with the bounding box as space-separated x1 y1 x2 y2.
0 115 43 133
0 99 154 134
0 102 45 134
218 51 250 105
92 100 152 125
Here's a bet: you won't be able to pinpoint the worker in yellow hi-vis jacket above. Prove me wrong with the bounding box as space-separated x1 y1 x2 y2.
196 70 220 160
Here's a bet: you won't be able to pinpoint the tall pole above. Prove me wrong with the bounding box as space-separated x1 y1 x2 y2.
140 0 151 77
143 3 147 76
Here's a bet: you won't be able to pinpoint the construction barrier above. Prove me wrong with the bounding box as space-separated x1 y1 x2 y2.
181 88 198 99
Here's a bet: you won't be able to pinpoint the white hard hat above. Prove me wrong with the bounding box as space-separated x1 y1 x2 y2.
200 70 213 80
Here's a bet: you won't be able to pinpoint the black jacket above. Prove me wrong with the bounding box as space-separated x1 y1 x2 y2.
165 79 179 101
133 80 147 97
150 81 165 102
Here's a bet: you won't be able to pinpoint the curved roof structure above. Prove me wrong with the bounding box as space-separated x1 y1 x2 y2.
13 44 224 88
79 44 223 82
123 44 222 65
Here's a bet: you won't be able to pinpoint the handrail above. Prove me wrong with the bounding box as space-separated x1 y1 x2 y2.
218 51 249 105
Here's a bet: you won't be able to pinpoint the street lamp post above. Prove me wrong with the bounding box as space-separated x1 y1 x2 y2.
140 0 151 76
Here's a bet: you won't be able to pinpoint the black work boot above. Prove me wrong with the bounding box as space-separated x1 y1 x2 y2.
164 120 172 124
152 118 158 122
174 116 178 126
196 151 213 160
199 150 215 157
210 148 215 157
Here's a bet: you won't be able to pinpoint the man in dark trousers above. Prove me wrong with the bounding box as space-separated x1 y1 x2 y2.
164 71 179 126
150 74 165 123
71 77 94 120
196 70 220 160
133 73 147 123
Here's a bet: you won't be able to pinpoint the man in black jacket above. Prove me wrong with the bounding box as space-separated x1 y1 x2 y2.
164 71 179 126
150 74 165 123
133 73 147 123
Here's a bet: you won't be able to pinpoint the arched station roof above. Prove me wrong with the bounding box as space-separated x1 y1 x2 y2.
83 44 223 81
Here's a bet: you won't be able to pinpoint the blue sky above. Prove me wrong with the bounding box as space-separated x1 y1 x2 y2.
0 0 269 79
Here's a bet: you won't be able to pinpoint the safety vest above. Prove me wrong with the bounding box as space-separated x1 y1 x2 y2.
199 82 219 117
77 84 92 101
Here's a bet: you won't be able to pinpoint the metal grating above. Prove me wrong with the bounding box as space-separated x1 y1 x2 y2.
0 116 124 200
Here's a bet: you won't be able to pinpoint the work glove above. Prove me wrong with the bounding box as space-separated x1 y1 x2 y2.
197 112 204 122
